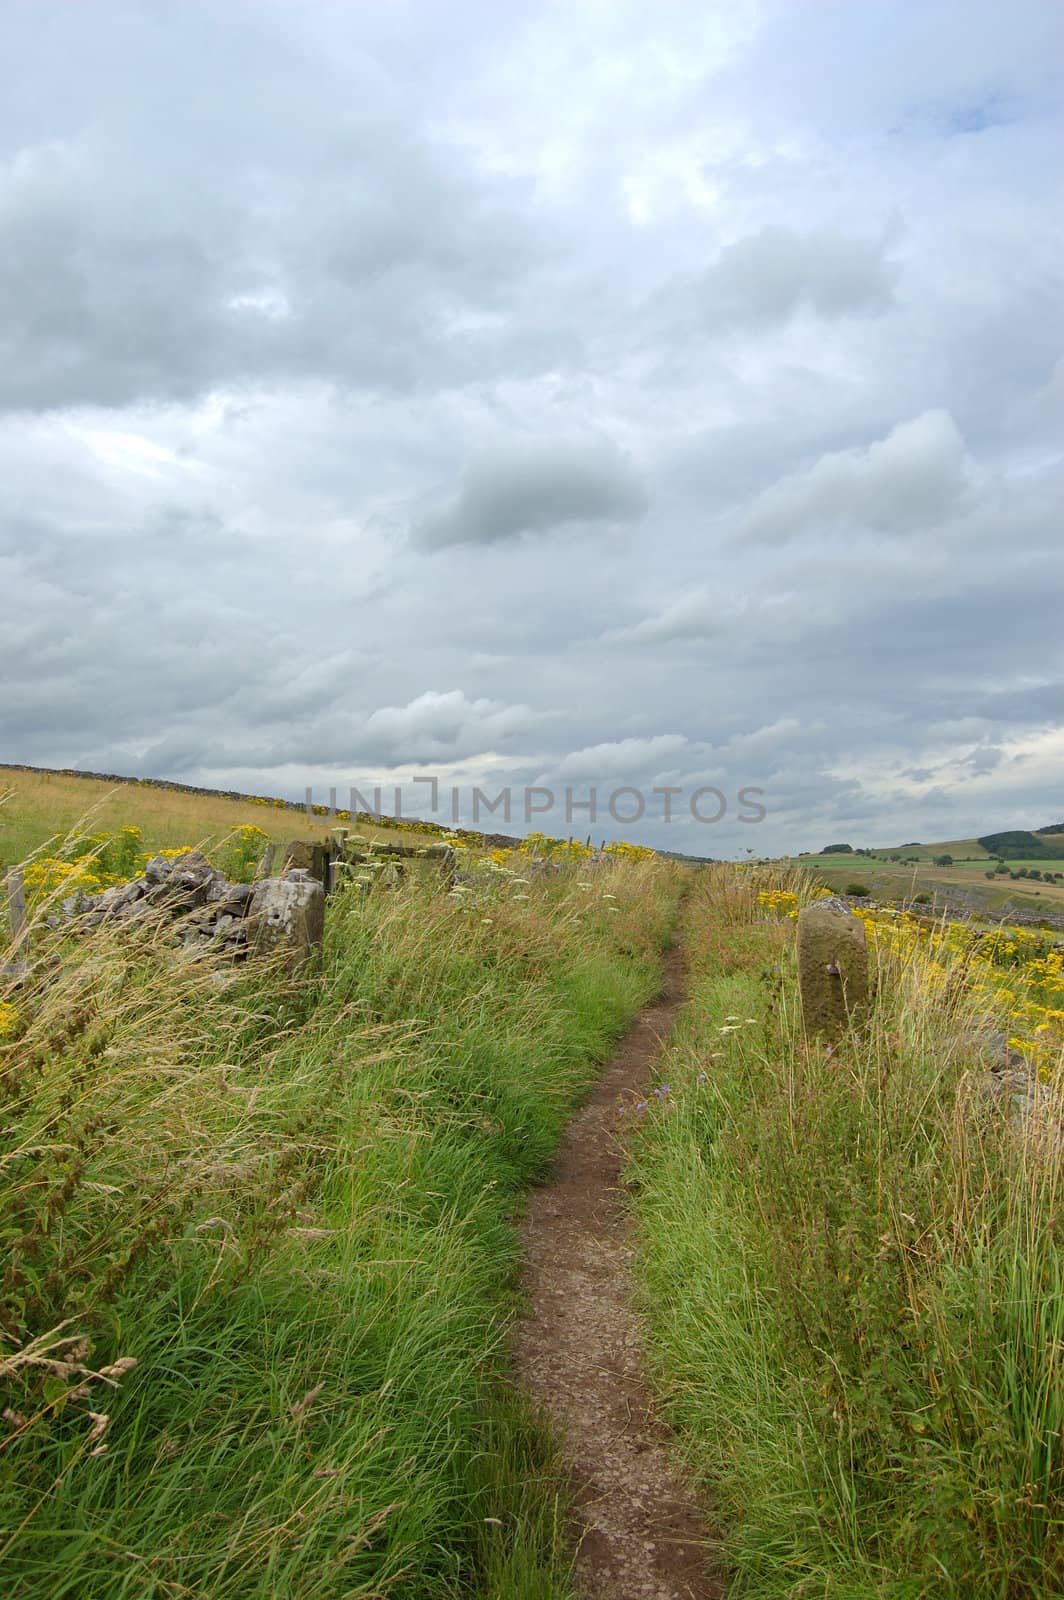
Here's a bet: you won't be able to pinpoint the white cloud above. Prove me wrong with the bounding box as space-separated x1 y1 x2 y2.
740 410 973 544
614 587 797 644
547 735 693 782
680 225 898 329
361 690 541 762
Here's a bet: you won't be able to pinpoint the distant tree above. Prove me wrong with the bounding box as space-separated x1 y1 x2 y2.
822 843 854 854
933 854 953 866
978 830 1064 860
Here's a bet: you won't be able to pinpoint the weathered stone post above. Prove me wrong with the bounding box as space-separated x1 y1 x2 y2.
4 869 33 985
280 839 329 886
797 898 869 1044
5 868 27 949
246 869 325 972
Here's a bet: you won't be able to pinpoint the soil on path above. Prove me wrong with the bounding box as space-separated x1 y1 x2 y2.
513 944 723 1600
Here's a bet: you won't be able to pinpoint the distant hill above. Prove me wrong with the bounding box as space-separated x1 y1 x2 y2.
809 827 1064 862
790 828 1064 930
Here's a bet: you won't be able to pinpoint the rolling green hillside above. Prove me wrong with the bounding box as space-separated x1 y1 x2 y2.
789 825 1064 921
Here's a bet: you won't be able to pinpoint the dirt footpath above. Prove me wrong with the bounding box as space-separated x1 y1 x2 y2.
513 945 723 1600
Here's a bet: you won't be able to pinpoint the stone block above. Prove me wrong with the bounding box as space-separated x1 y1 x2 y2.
797 901 869 1044
280 839 329 885
247 870 325 971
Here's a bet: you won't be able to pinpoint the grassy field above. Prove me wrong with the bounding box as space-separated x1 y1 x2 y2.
1 796 684 1597
791 845 1064 918
804 833 1064 864
627 866 1064 1596
0 767 443 873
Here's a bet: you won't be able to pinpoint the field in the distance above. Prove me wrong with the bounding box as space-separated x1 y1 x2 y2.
789 831 1064 918
0 765 442 871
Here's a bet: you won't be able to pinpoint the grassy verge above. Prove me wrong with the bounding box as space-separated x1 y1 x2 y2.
627 866 1064 1597
1 856 683 1597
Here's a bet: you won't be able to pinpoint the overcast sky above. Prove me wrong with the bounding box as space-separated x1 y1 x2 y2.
2 1 1062 854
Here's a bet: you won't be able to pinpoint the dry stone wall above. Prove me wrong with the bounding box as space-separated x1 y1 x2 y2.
46 830 457 971
65 850 324 971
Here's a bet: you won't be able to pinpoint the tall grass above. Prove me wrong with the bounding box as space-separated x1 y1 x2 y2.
1 856 683 1597
628 866 1064 1597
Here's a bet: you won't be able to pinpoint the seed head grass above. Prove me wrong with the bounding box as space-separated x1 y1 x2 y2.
627 865 1064 1597
2 838 683 1597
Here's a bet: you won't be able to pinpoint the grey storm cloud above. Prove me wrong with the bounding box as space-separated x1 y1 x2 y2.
0 7 551 413
695 225 898 327
1 0 1062 854
412 440 649 550
128 690 541 776
966 746 1005 774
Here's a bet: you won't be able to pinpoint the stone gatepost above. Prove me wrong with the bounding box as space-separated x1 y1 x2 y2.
247 869 325 971
280 839 329 886
5 868 27 949
797 898 869 1044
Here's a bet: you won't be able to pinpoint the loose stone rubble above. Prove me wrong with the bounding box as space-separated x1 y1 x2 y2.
967 1028 1061 1135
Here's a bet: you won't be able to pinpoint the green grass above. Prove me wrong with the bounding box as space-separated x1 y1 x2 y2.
799 855 1064 878
626 866 1064 1597
786 830 1064 921
799 833 1064 864
1 854 684 1596
788 852 1064 920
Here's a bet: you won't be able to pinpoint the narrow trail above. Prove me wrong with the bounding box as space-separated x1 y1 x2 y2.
513 944 723 1600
